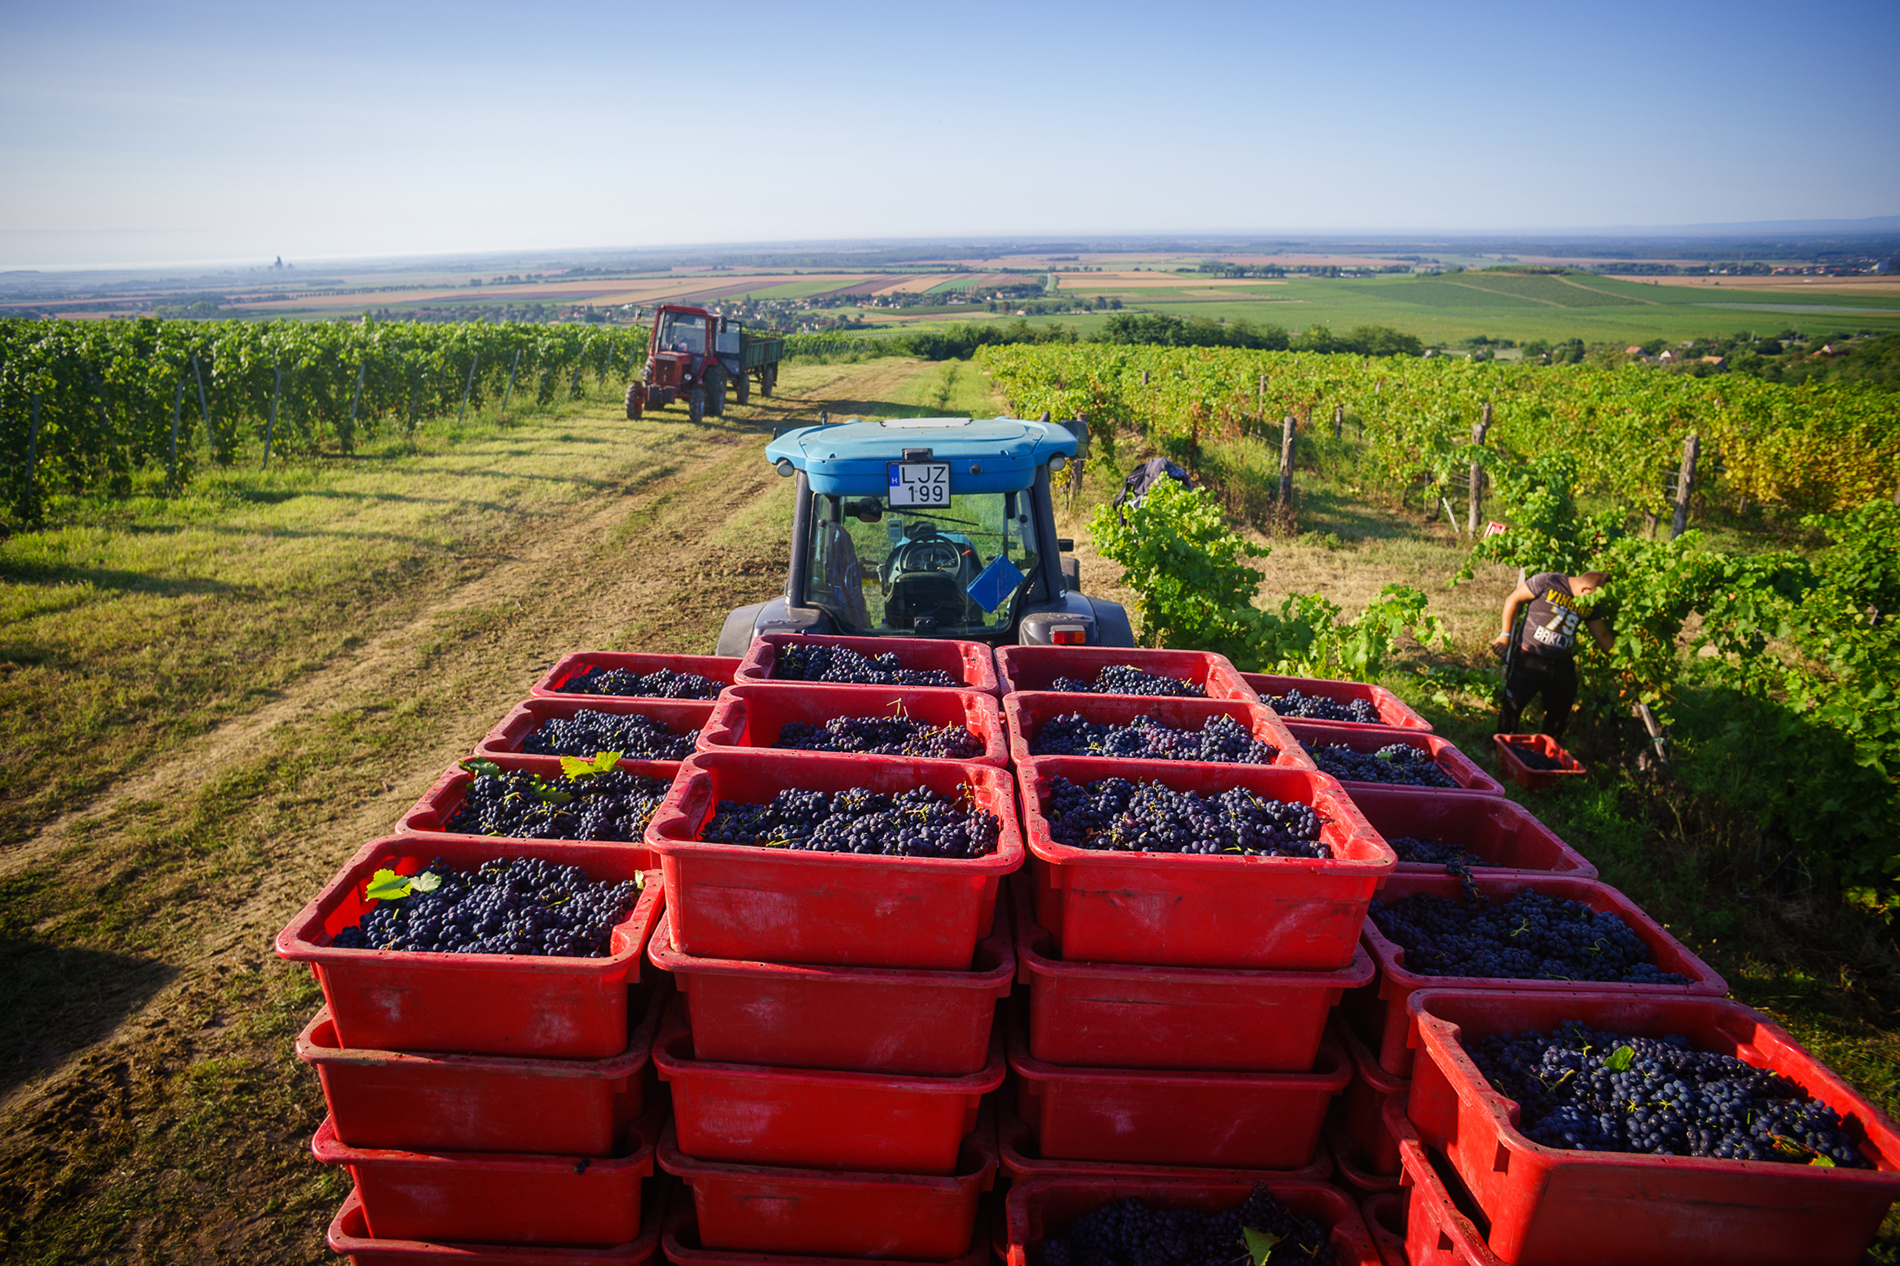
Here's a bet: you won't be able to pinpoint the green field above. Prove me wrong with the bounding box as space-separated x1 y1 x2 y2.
833 272 1900 345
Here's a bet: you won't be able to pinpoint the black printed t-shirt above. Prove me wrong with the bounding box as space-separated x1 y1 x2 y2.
1517 573 1583 659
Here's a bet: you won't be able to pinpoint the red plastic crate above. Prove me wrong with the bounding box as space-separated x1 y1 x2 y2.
312 1107 659 1247
695 682 1008 767
995 1105 1334 1184
1012 877 1372 1071
1002 690 1313 770
275 841 662 1059
1004 1177 1382 1266
656 1114 995 1258
1244 672 1434 732
1406 989 1900 1266
1345 786 1597 880
298 982 667 1155
649 903 1012 1076
1387 1101 1509 1266
1008 1022 1350 1169
328 1183 663 1266
644 749 1022 970
993 644 1257 699
1285 719 1505 795
531 652 740 701
1333 1018 1408 1178
399 754 681 865
660 1198 993 1266
1350 872 1727 1077
653 999 1004 1175
1359 1190 1412 1266
1491 734 1588 792
1018 757 1393 970
477 696 714 763
733 633 999 694
1328 1120 1404 1196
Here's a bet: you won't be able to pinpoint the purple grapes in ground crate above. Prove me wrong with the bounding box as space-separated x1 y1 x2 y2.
1267 687 1380 725
557 664 721 699
1509 743 1565 772
698 784 1000 859
1306 740 1456 788
1368 889 1688 985
1048 663 1206 697
521 708 698 760
1043 775 1328 858
770 643 956 687
1471 1020 1866 1166
776 714 982 759
1389 835 1484 868
1039 1183 1336 1266
447 760 670 842
1029 711 1278 764
330 856 641 958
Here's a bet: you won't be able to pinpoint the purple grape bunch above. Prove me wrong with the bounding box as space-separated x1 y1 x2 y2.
699 784 1000 859
777 714 982 759
1030 712 1278 764
1043 776 1328 858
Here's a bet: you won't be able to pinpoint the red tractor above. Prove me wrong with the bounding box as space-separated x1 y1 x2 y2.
626 304 786 423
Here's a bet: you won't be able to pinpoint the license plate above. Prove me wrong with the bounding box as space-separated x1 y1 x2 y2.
887 461 951 508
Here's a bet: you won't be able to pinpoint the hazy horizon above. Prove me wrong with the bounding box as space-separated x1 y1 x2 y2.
4 0 1896 271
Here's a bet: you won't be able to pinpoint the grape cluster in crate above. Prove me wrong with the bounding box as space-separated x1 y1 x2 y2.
272 636 1899 1266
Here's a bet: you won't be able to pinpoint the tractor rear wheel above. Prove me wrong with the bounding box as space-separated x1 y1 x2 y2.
687 388 705 425
624 383 642 420
761 365 777 398
705 366 727 417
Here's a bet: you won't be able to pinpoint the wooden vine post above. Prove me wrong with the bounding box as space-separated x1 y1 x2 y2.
1333 402 1344 440
191 354 211 448
24 393 41 518
1671 433 1700 539
501 348 522 417
459 352 480 424
346 361 366 453
261 364 281 471
1068 413 1087 512
1278 414 1296 502
1468 400 1492 536
168 378 184 490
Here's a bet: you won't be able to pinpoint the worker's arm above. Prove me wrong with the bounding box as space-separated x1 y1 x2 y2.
1586 617 1613 654
1490 581 1536 652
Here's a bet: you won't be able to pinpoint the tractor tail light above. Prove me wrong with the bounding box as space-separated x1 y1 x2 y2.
1050 626 1087 644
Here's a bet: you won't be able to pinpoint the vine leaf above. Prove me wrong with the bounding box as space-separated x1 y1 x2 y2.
1605 1045 1635 1072
1242 1227 1283 1266
366 868 413 901
560 751 623 780
461 757 502 778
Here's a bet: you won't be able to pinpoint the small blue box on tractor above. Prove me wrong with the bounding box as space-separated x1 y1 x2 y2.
715 417 1135 653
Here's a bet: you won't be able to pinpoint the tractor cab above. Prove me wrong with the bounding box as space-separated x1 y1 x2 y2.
713 417 1136 653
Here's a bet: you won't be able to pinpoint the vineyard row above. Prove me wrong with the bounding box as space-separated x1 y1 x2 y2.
0 319 653 523
976 343 1900 519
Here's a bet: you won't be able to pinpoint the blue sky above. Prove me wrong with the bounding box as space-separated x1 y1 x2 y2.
2 0 1895 269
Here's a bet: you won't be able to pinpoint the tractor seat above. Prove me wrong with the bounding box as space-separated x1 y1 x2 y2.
884 571 967 629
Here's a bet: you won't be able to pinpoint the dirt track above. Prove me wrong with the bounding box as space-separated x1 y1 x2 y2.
0 356 943 1263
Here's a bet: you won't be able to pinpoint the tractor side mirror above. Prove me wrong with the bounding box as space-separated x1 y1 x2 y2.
846 498 883 523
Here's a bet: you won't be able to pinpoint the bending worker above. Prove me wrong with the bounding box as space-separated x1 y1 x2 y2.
1489 570 1613 740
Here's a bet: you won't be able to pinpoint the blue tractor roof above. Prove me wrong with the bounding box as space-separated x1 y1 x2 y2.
765 417 1076 496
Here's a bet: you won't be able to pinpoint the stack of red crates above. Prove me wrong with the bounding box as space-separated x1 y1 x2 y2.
645 636 1015 1266
273 639 1900 1265
994 647 1391 1263
277 650 744 1265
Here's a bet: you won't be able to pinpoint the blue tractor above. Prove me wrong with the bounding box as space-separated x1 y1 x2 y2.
714 416 1137 654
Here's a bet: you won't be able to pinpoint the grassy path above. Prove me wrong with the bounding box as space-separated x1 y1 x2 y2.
0 356 985 1264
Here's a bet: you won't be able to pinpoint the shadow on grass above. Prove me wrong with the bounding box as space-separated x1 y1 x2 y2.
1290 486 1418 543
0 563 248 595
0 938 178 1097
